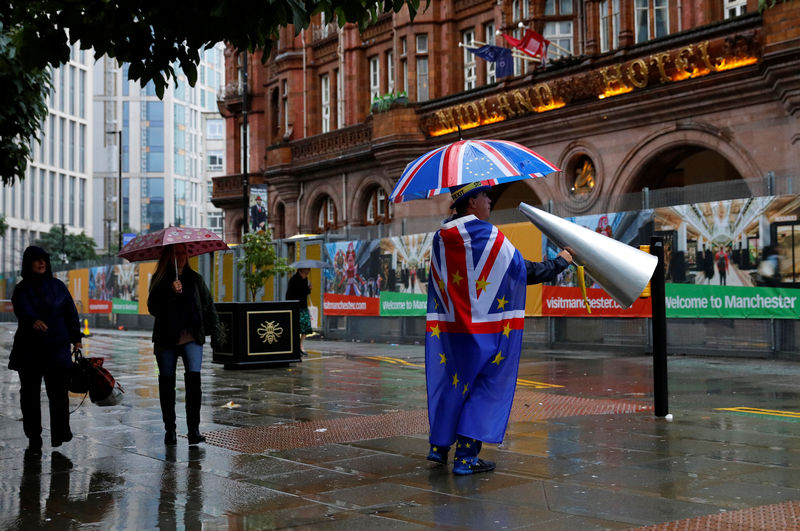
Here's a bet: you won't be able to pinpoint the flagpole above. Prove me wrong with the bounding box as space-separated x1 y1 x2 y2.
460 41 540 63
514 22 572 56
466 40 540 62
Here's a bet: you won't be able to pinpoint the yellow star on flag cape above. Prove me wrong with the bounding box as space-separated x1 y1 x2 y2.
475 276 490 293
502 322 512 337
451 270 463 286
491 351 505 365
496 295 508 309
452 372 459 388
439 352 447 364
430 324 441 338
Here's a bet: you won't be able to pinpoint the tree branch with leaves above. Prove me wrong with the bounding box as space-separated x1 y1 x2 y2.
0 0 423 185
236 230 294 302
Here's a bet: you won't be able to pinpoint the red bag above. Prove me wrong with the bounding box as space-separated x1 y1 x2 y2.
70 348 124 406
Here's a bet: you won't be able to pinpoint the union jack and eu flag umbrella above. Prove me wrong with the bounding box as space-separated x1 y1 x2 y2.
388 139 560 203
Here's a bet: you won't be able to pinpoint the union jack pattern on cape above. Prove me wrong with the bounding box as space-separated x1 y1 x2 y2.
425 215 528 445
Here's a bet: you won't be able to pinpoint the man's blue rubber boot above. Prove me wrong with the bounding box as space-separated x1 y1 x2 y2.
453 456 496 475
426 444 450 464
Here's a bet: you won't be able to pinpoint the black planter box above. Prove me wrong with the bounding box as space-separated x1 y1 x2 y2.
212 301 301 368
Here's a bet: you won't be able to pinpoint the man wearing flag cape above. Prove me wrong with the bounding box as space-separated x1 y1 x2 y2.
425 182 572 475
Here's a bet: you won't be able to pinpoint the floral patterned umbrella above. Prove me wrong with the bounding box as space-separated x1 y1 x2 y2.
118 226 229 262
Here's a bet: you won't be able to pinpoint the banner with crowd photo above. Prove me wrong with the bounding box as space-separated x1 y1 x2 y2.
541 210 655 318
84 263 144 314
322 234 433 316
654 195 800 319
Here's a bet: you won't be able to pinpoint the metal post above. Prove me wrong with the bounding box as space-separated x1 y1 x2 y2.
642 186 650 210
60 223 66 262
650 236 668 417
117 130 123 251
241 50 249 235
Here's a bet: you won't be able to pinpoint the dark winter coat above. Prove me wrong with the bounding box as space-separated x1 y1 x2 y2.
9 246 82 371
286 273 311 309
147 266 219 351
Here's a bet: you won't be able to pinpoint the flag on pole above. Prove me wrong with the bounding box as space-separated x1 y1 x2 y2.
465 45 514 78
501 30 549 63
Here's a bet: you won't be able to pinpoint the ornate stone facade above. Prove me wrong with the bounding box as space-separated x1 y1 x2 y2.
213 0 800 242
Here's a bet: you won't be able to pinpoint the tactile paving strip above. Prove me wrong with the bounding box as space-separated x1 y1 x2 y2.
629 499 800 530
204 390 651 453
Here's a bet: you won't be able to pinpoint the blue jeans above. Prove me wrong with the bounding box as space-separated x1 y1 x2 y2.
155 342 203 377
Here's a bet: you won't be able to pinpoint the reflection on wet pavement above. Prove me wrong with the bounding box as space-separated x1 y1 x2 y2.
0 325 798 529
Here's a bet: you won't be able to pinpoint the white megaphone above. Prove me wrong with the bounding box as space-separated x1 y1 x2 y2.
518 202 658 309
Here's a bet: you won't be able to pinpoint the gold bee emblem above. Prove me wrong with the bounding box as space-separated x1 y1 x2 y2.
257 320 283 344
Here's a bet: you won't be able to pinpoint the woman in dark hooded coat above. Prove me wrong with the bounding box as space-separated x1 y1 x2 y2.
9 246 83 451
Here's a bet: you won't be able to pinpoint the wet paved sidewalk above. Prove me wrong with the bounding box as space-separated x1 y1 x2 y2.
0 324 798 529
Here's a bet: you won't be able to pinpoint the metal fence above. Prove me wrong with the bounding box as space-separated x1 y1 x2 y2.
320 173 799 359
2 174 797 359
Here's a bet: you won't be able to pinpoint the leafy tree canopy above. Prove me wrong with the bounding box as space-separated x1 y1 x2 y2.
0 0 422 184
33 225 98 266
236 229 293 302
0 22 51 186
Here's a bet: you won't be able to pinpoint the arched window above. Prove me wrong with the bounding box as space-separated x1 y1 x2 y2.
317 195 337 232
364 187 391 225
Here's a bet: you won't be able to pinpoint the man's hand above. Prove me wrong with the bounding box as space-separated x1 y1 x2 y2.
172 280 183 294
33 320 48 332
558 249 573 264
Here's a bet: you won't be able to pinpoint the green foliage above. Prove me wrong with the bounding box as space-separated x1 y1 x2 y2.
33 225 98 266
236 229 293 302
0 0 423 184
0 22 51 186
758 0 792 11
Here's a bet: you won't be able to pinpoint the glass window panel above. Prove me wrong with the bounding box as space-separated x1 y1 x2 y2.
59 174 66 223
635 0 649 43
416 34 428 53
416 57 429 102
39 169 45 222
80 178 85 228
49 172 55 222
654 0 669 38
69 176 75 225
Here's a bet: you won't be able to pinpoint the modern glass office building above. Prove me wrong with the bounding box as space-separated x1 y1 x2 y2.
92 42 226 250
0 43 93 274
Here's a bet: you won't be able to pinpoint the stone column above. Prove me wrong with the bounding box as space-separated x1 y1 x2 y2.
585 0 600 57
618 0 635 49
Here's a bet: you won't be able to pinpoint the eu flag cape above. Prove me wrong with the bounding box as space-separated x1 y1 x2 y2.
425 215 527 445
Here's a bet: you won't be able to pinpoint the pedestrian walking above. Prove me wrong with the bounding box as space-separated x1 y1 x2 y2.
147 243 219 445
286 268 312 355
425 182 572 475
9 246 83 452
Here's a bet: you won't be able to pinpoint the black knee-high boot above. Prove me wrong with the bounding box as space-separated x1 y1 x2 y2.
158 374 177 445
184 372 205 444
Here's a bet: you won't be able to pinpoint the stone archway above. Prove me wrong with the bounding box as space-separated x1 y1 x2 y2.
611 122 762 199
274 202 286 239
491 181 544 213
304 185 341 233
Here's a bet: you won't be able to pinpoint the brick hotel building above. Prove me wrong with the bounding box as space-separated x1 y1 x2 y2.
212 0 799 243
